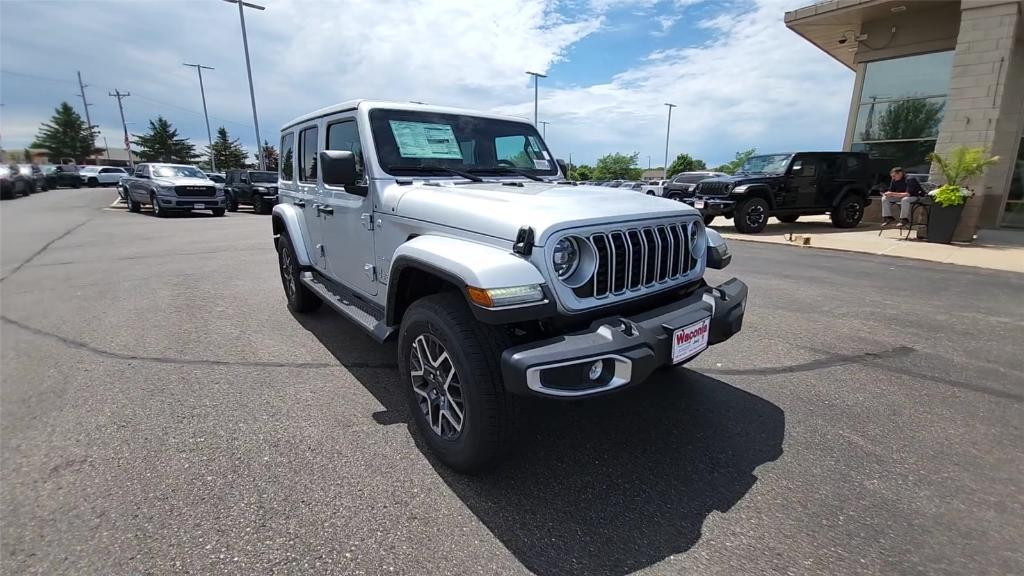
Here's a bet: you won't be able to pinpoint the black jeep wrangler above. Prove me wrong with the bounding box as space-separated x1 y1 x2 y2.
686 152 874 233
224 169 279 214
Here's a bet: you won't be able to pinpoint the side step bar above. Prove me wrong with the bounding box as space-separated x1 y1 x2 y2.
299 271 394 343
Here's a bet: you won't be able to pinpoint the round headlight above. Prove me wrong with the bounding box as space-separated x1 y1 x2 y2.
689 221 707 260
552 237 580 279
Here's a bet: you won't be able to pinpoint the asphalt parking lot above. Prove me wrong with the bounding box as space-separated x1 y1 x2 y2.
2 187 1022 575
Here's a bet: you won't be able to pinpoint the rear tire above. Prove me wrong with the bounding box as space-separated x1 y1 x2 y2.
667 192 684 202
831 195 865 228
776 214 799 223
126 194 141 213
399 292 517 474
734 197 770 233
277 234 321 313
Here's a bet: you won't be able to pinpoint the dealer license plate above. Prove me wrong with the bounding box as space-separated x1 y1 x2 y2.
694 199 705 209
193 203 205 209
672 316 710 364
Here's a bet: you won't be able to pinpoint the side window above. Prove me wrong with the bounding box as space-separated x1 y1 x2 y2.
280 132 295 181
299 126 318 183
326 120 364 181
495 135 542 169
136 165 149 177
843 155 863 176
791 157 817 177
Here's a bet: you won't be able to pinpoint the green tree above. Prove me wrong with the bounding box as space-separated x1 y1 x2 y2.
593 152 640 180
259 140 279 171
666 153 707 178
875 98 944 141
134 117 196 163
574 164 593 181
204 126 247 169
30 102 100 163
714 148 757 175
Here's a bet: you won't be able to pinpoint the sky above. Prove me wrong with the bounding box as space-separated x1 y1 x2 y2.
0 0 854 168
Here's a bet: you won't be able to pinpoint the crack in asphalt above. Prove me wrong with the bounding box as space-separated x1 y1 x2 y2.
704 345 1023 402
0 316 393 371
0 218 93 282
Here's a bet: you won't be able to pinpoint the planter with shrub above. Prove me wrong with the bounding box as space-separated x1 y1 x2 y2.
926 147 998 244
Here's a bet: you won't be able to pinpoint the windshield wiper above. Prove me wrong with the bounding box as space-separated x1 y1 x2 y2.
386 165 483 182
466 166 544 182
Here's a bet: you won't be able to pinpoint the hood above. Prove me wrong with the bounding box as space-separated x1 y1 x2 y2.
389 181 696 245
706 173 782 185
152 176 214 187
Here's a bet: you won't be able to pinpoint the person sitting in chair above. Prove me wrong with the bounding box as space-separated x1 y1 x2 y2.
881 167 925 227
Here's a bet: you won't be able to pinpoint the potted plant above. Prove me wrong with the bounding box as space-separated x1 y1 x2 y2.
926 146 999 244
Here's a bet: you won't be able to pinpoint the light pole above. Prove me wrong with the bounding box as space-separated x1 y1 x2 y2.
223 0 266 170
183 63 216 172
663 103 676 179
525 71 546 126
539 121 549 139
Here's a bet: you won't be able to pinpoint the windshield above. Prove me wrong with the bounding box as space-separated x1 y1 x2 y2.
737 154 792 175
80 167 99 174
369 109 558 178
249 171 277 183
152 165 205 178
40 165 57 174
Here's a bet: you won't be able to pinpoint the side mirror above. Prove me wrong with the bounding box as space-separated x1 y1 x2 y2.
320 150 358 187
705 228 731 269
790 165 804 176
556 158 568 176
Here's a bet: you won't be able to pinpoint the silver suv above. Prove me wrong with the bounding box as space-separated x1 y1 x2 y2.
273 100 748 472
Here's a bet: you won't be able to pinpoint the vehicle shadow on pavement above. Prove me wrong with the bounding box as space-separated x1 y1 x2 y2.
295 313 785 576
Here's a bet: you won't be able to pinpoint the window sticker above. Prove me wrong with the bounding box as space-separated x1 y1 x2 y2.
534 159 550 170
389 121 463 159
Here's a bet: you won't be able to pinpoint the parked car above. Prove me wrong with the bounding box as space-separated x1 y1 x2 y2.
686 152 874 232
120 163 225 217
273 100 746 472
18 164 48 192
224 169 279 214
1 164 19 199
604 180 625 188
79 165 128 187
640 179 668 195
40 164 82 189
661 171 728 201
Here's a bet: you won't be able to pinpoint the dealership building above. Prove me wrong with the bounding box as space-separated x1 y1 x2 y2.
785 0 1023 238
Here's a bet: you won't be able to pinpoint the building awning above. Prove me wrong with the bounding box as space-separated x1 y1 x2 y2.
784 0 957 69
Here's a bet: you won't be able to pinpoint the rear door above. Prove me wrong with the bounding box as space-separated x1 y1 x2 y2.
296 124 325 271
319 114 377 295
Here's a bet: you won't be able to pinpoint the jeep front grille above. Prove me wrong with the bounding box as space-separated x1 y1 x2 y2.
574 222 697 299
696 181 731 196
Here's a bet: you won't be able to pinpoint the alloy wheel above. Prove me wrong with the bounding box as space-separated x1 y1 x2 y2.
409 333 464 439
746 204 766 228
280 244 297 301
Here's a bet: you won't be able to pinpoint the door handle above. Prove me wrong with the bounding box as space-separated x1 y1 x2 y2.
318 205 334 215
294 200 306 208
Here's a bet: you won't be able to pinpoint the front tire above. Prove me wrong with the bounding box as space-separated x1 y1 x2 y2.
88 177 99 187
831 195 865 228
225 193 238 212
734 197 770 233
703 215 716 226
252 195 266 214
211 208 226 217
277 234 321 313
399 292 517 473
150 193 168 218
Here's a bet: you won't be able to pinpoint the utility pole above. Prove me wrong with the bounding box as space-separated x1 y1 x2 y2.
109 89 134 170
663 103 676 179
183 63 216 172
77 71 96 163
568 152 573 180
102 136 111 162
539 121 549 139
525 71 546 126
224 0 266 170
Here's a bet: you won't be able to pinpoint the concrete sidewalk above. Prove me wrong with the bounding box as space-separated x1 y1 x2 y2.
712 215 1024 274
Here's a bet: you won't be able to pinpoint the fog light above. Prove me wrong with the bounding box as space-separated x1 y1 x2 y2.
588 360 603 381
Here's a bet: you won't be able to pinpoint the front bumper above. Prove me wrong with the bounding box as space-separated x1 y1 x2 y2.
501 278 747 397
157 194 224 208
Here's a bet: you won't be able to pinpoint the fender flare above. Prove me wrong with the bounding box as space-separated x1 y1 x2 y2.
832 184 868 208
387 235 549 325
738 185 776 210
271 202 314 267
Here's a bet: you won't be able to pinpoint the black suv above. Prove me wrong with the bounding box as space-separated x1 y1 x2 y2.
662 171 727 201
224 169 279 214
686 152 874 233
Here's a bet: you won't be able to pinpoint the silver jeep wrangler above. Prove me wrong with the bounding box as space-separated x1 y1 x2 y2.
273 100 748 472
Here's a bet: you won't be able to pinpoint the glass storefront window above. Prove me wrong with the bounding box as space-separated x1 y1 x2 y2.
1001 136 1024 228
853 51 954 176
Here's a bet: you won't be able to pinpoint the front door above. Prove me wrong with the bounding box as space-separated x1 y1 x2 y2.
296 124 326 271
785 154 818 208
318 115 377 296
